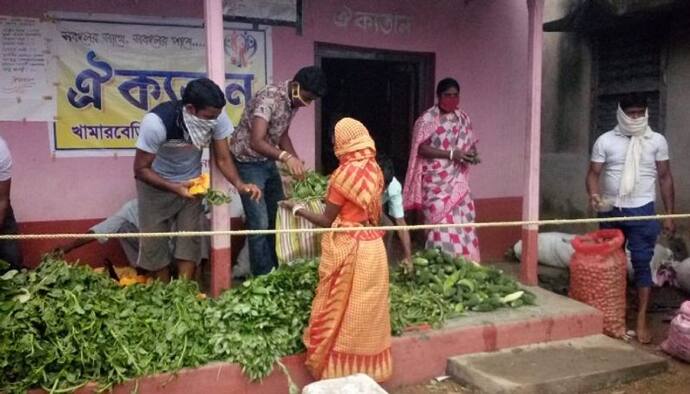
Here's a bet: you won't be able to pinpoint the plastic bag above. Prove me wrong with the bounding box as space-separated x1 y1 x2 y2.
661 301 690 362
275 161 327 265
233 240 251 278
672 258 690 293
569 229 627 338
275 200 326 265
277 160 295 197
513 232 576 268
302 374 388 394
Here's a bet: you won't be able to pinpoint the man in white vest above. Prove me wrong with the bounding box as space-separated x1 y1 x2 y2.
0 136 21 271
586 92 675 344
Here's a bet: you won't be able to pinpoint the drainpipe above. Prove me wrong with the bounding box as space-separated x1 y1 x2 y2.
521 0 544 286
204 0 232 295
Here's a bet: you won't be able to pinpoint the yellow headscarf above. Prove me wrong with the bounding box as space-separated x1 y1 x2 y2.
329 118 383 223
333 117 376 158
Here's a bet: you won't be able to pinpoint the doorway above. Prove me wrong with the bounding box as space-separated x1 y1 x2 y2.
315 43 435 182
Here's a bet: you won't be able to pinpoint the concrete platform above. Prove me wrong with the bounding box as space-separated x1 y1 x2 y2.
28 286 604 394
447 335 669 394
391 286 603 389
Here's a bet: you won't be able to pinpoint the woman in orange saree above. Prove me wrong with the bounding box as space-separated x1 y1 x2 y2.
280 117 393 382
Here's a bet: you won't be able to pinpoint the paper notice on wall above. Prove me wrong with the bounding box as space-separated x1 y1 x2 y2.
223 0 297 24
0 15 57 121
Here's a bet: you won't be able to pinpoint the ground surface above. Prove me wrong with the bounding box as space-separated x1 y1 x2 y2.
391 266 690 394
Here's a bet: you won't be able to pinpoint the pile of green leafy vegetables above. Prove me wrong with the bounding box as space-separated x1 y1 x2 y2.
390 248 536 335
0 250 534 393
0 260 213 394
289 171 329 200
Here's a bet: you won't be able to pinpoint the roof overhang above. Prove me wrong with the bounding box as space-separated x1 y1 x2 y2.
543 0 690 33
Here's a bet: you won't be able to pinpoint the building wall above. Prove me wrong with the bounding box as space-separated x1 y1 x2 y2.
665 27 690 217
1 0 533 264
541 1 690 235
540 0 593 225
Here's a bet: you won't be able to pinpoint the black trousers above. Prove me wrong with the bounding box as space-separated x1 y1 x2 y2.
0 205 23 270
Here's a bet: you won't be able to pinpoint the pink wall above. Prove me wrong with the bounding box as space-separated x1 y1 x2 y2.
2 123 134 221
0 0 529 223
277 0 529 200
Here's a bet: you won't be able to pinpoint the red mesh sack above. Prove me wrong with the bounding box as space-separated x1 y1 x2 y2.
569 229 627 338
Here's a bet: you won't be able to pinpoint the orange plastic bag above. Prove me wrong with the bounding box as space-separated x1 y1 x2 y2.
569 229 627 338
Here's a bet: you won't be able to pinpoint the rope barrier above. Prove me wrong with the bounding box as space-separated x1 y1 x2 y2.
0 213 687 240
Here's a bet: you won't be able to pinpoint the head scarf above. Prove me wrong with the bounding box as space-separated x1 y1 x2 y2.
615 105 652 202
333 117 376 158
329 118 383 223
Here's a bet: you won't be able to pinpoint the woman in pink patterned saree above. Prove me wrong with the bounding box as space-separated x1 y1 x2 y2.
403 78 481 262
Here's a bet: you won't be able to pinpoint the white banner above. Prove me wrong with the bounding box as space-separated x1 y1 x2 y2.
0 15 57 122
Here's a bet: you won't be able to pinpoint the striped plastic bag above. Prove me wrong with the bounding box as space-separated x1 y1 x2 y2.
275 199 326 265
276 160 294 198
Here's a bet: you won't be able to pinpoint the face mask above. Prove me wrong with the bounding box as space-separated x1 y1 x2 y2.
439 96 459 113
291 83 311 107
182 106 218 149
616 105 648 137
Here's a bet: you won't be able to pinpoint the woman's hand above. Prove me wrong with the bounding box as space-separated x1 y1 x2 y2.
279 200 306 216
401 257 413 275
451 149 480 165
464 149 481 165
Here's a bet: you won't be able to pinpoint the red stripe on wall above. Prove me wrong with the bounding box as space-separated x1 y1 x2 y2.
17 219 129 269
475 196 523 261
17 218 247 269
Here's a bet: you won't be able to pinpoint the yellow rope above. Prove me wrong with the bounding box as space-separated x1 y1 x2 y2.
0 213 686 240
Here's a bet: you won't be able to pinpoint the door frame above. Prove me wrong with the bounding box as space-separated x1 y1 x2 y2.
314 42 435 171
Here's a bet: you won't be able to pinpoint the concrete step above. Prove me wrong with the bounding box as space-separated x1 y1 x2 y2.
390 286 604 388
446 334 668 394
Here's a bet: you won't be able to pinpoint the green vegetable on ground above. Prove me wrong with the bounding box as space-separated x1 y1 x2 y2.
1 248 535 393
0 258 318 393
390 248 537 333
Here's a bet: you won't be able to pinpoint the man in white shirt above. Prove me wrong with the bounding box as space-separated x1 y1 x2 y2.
378 155 412 268
54 199 211 270
0 136 22 270
586 92 675 344
54 199 141 266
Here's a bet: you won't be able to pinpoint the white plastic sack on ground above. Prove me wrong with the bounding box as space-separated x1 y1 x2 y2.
513 232 576 268
233 240 251 278
302 374 388 394
672 258 690 293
